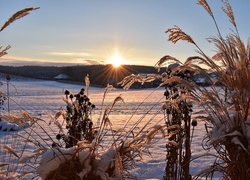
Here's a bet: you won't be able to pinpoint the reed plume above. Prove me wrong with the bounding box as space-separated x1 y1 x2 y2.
222 0 236 28
166 25 195 44
0 7 40 32
197 0 213 16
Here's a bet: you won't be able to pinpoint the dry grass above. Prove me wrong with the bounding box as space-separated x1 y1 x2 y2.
0 7 40 179
158 0 250 179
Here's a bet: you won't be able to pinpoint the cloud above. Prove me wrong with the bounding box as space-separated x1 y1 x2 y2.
0 55 104 66
75 58 105 65
46 51 92 57
1 55 49 65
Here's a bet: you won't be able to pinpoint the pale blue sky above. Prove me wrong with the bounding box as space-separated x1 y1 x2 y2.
1 0 250 66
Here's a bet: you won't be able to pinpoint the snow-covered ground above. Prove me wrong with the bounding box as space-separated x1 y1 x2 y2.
0 75 221 179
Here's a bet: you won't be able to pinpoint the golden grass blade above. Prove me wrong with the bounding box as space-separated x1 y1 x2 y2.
117 74 135 87
104 116 112 127
111 95 124 109
2 145 19 158
185 56 208 65
21 111 35 121
0 114 25 124
211 53 224 61
144 74 161 83
155 55 182 72
103 84 116 99
0 45 11 57
0 7 40 32
54 110 67 120
114 153 123 177
62 96 72 109
119 73 159 89
146 125 165 141
19 154 35 163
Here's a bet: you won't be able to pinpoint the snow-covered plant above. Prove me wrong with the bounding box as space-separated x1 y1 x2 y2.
37 123 166 180
35 80 167 179
160 64 194 180
54 87 96 148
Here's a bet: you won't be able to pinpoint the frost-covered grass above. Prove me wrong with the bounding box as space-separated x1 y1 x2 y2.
0 75 221 179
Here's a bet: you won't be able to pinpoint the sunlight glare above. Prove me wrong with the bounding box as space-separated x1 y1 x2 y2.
109 50 122 68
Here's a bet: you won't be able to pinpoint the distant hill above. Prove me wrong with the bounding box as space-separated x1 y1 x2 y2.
0 64 165 88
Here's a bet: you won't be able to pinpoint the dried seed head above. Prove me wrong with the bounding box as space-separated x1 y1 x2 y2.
64 90 70 95
166 25 195 44
221 0 236 27
80 88 85 95
191 120 198 126
56 134 62 140
197 0 213 16
69 94 74 99
0 7 40 32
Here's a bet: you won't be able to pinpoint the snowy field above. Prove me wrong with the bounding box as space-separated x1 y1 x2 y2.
0 75 221 179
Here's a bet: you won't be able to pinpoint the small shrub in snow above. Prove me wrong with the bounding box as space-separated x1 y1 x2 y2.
59 88 96 148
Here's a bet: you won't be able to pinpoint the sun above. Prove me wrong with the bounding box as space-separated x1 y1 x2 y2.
109 50 122 68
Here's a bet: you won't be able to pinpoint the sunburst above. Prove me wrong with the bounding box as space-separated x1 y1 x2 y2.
109 50 122 68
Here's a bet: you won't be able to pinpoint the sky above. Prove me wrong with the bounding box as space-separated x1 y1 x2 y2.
1 0 250 67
